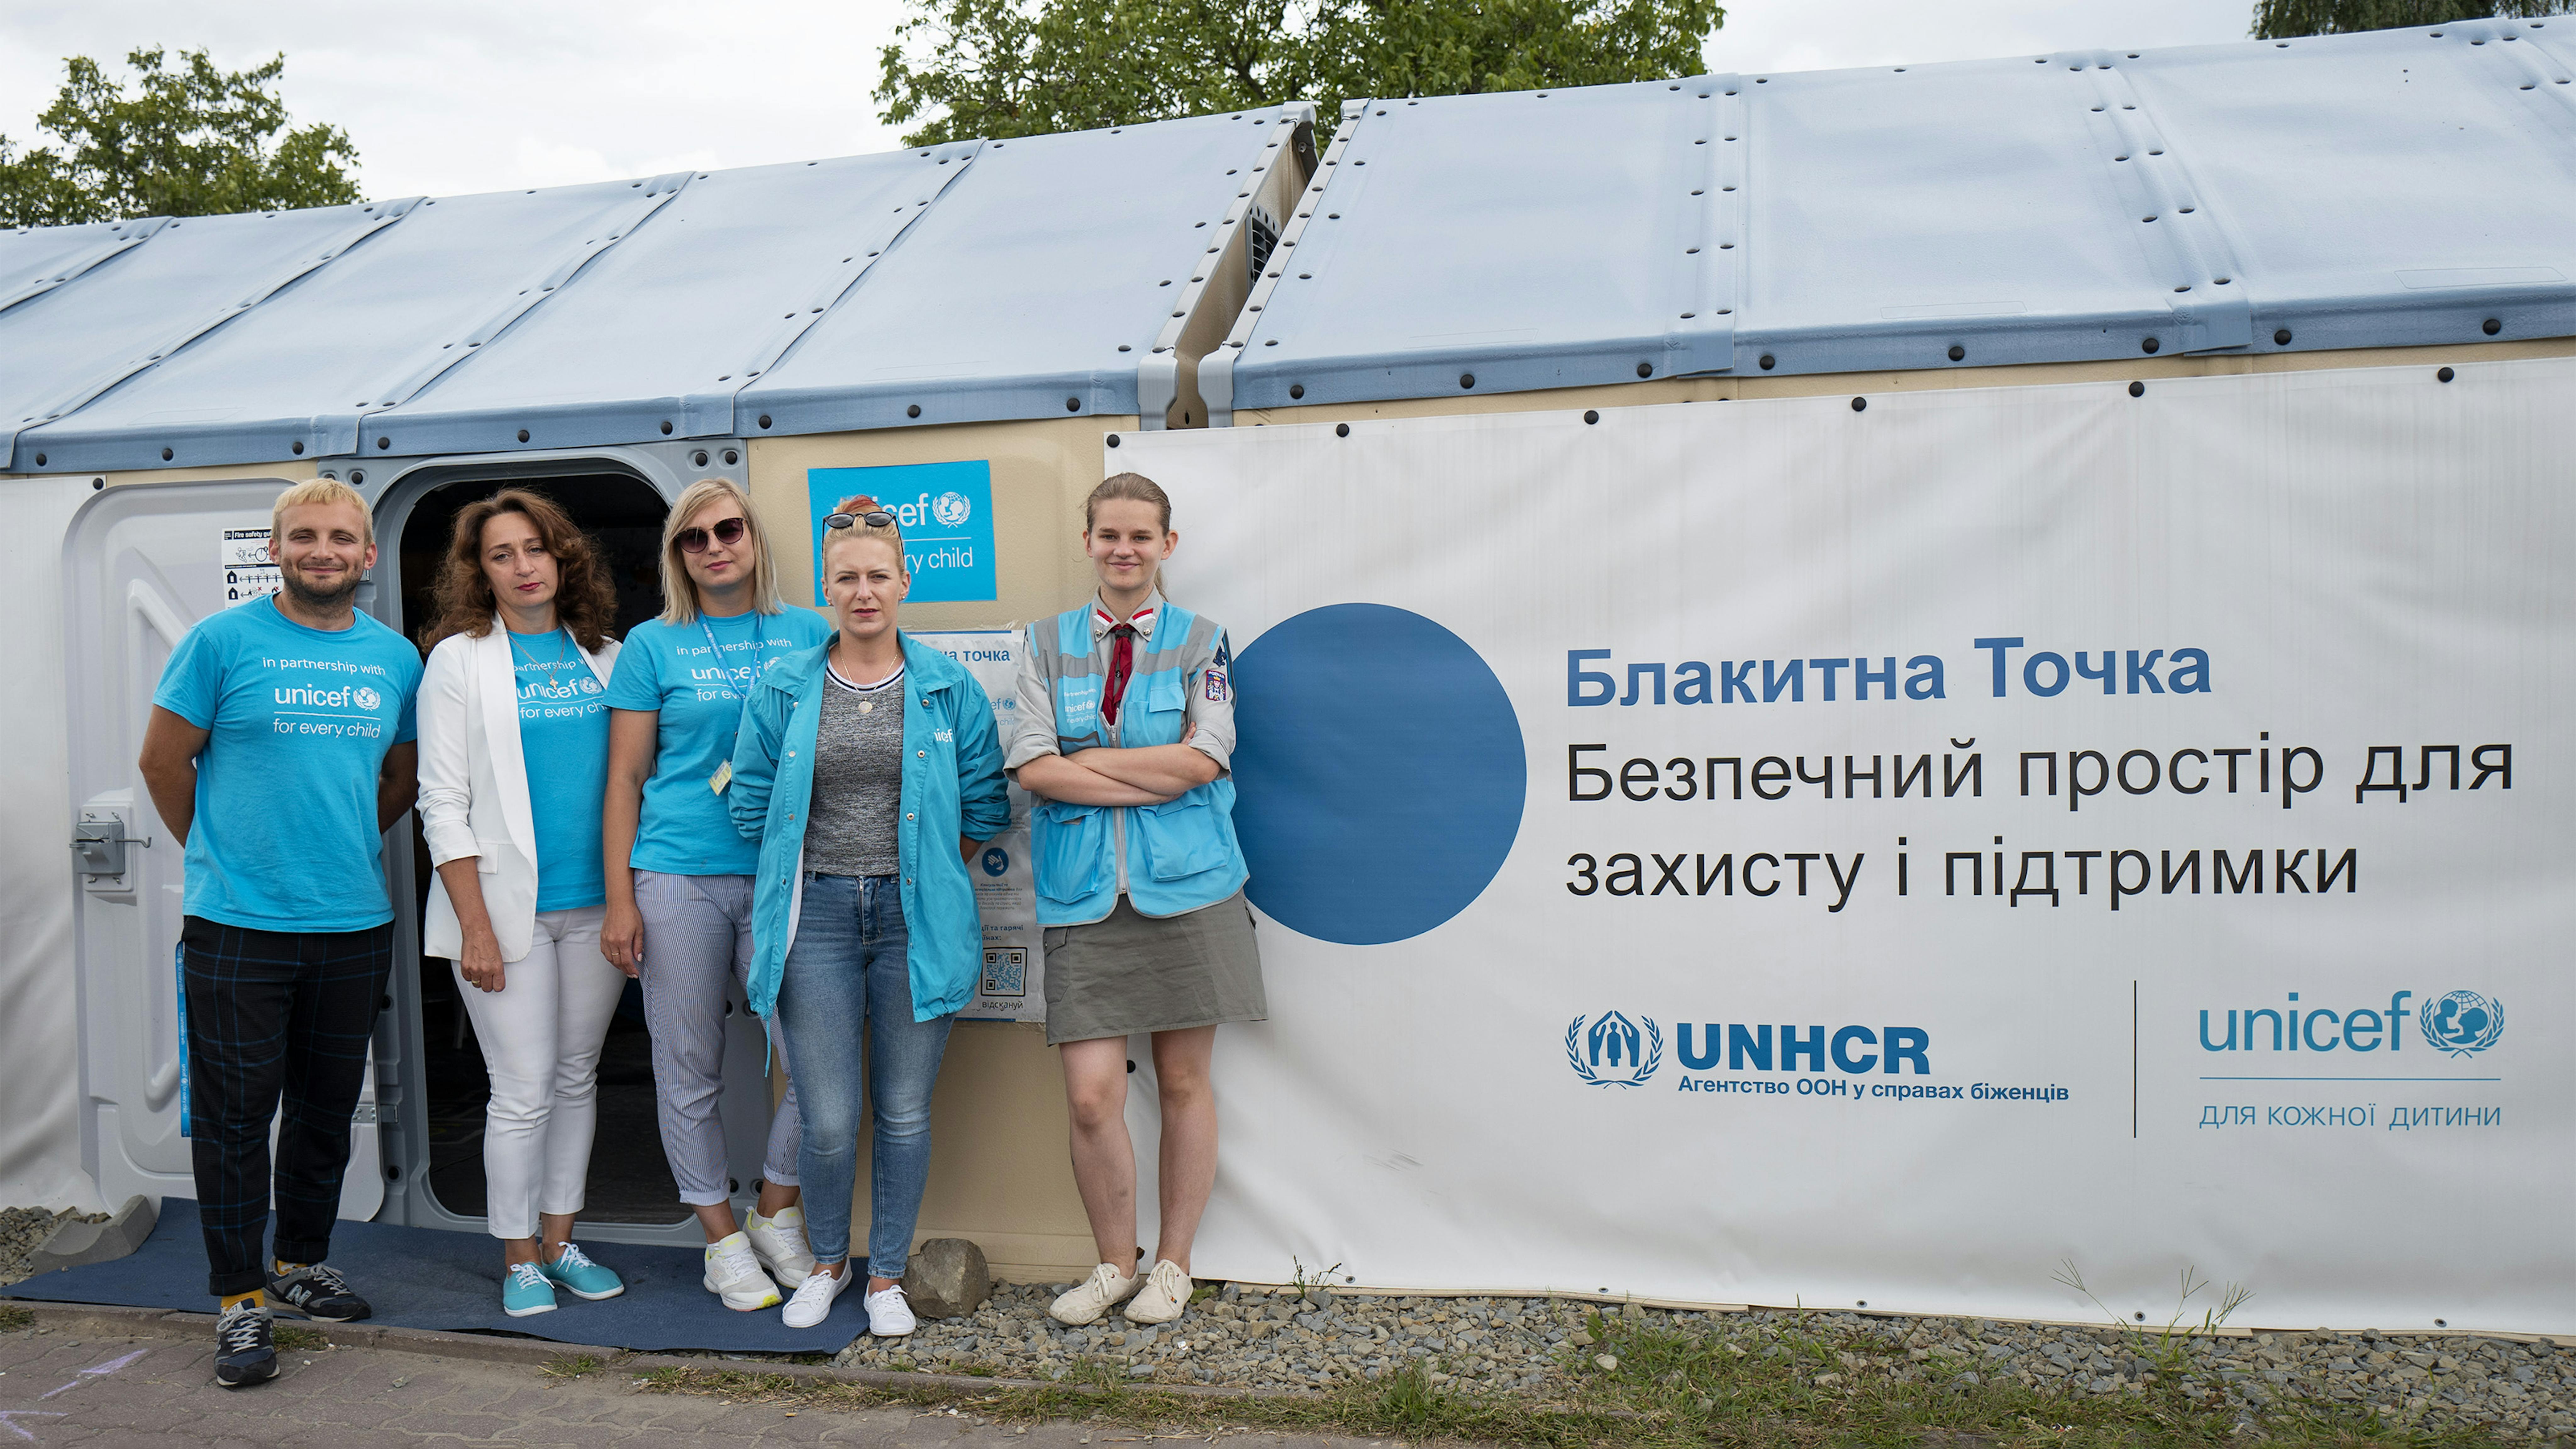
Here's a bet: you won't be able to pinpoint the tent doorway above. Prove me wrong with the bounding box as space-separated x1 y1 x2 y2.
391 469 676 1229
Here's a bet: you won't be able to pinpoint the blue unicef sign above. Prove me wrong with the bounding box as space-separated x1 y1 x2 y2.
808 461 997 603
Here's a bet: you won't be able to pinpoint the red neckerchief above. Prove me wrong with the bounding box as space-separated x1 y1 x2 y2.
1096 602 1156 726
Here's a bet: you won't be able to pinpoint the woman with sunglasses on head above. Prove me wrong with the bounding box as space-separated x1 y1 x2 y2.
417 489 630 1318
727 497 1007 1333
1008 473 1263 1331
601 479 833 1311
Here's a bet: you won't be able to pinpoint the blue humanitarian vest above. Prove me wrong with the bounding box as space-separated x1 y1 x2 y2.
1031 602 1248 925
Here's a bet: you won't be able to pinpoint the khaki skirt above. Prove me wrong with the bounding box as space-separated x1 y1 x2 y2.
1042 890 1266 1045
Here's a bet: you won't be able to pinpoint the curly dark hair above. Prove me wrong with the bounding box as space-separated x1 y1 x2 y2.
420 487 616 654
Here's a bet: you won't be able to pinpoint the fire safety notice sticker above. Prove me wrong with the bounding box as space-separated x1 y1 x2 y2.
221 526 281 609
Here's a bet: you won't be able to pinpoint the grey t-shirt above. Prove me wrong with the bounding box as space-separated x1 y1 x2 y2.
804 661 904 878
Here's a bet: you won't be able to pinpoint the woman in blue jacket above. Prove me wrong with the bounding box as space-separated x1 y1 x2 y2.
727 496 1008 1334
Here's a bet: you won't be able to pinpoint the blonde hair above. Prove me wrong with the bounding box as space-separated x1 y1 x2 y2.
821 493 907 576
1085 472 1171 531
657 478 783 625
272 478 374 547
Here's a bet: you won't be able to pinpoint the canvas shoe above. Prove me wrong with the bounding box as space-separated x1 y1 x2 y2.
782 1266 854 1330
1124 1260 1194 1324
865 1282 918 1337
502 1261 558 1317
746 1205 816 1286
540 1242 625 1301
213 1301 278 1388
1048 1262 1142 1326
702 1231 783 1311
265 1262 372 1323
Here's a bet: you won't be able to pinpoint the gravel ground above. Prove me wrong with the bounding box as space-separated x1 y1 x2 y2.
0 1205 105 1289
836 1285 2576 1438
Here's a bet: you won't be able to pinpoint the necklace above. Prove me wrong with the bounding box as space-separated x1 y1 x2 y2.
508 627 569 691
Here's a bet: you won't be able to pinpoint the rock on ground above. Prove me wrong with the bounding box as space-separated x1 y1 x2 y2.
902 1238 992 1319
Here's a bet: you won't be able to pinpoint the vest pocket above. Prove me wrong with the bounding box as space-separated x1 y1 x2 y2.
1033 800 1109 905
1133 795 1230 881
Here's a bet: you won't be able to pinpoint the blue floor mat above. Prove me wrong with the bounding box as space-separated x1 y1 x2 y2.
4 1199 862 1353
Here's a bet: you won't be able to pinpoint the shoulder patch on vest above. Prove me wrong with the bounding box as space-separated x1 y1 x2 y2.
1203 667 1229 702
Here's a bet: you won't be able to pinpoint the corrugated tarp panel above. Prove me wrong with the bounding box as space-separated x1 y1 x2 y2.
1228 23 2576 409
0 205 413 471
371 145 980 458
740 109 1296 435
2116 20 2576 354
19 179 694 474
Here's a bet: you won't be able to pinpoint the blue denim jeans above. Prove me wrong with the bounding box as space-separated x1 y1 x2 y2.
773 874 955 1277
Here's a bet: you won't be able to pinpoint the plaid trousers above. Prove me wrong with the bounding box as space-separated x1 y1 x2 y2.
180 915 391 1297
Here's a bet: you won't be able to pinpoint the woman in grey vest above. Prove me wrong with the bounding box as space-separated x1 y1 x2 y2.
1009 473 1263 1329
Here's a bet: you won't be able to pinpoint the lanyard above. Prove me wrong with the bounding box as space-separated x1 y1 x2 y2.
697 612 769 725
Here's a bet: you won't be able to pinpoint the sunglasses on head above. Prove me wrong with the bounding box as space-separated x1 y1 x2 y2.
676 516 748 553
825 508 896 531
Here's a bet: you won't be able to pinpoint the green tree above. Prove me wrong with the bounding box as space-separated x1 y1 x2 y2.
0 47 360 228
2252 0 2570 37
876 0 1725 147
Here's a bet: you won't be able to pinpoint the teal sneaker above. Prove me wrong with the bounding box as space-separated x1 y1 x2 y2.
502 1260 558 1317
541 1242 625 1301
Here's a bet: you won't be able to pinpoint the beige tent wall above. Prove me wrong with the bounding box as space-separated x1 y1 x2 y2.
748 413 1135 1280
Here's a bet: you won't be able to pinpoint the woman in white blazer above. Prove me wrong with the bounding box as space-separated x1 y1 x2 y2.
416 487 631 1318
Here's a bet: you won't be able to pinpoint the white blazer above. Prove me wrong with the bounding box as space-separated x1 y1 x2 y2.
418 619 620 963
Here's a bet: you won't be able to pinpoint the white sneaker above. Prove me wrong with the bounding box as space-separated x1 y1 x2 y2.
1048 1261 1142 1326
782 1266 852 1330
1124 1259 1194 1324
702 1231 782 1311
865 1283 917 1337
746 1206 816 1285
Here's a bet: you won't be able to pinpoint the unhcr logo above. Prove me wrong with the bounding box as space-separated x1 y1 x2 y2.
1565 1010 1662 1088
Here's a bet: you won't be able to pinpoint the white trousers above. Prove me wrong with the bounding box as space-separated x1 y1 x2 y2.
451 906 624 1240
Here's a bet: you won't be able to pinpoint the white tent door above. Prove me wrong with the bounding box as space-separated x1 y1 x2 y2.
64 479 383 1221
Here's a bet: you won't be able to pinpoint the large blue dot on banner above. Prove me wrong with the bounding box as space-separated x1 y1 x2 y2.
1232 604 1524 946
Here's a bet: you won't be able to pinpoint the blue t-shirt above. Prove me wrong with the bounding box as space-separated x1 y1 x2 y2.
604 606 831 875
509 628 611 912
152 597 423 933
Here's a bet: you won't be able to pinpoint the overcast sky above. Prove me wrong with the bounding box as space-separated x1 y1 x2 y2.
0 0 2256 201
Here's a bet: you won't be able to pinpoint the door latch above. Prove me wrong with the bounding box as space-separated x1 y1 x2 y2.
71 816 149 878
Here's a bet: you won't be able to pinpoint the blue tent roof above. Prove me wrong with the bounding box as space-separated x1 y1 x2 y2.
5 22 2570 471
0 109 1305 473
1208 19 2576 414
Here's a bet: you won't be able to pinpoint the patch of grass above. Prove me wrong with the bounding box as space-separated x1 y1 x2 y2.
542 1352 602 1380
635 1307 2484 1449
272 1324 329 1351
0 1305 32 1332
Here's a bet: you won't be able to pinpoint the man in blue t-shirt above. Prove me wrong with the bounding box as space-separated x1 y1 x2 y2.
137 480 422 1390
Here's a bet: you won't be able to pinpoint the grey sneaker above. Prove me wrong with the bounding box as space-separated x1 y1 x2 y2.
214 1302 277 1388
265 1262 371 1322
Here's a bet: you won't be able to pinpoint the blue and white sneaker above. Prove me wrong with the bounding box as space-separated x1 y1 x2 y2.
540 1242 625 1301
502 1261 558 1317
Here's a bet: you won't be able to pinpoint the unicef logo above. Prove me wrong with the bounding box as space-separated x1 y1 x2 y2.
980 847 1009 878
932 491 972 528
2421 990 2504 1057
1565 1010 1662 1088
352 686 380 711
580 676 602 695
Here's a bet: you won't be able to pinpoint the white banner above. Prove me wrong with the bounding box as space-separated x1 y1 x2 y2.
1118 357 2576 1334
911 629 1046 1022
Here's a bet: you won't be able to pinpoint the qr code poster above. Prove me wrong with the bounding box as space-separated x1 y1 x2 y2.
914 630 1047 1023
